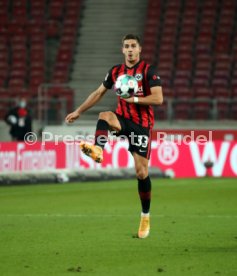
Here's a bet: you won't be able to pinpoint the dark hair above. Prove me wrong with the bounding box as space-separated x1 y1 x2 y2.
122 34 141 45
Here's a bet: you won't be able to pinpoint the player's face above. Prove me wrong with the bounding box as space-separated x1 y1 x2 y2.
122 39 141 64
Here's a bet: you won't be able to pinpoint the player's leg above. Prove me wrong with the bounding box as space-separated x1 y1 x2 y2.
95 111 122 148
132 152 151 238
133 152 151 215
80 111 121 162
124 120 152 238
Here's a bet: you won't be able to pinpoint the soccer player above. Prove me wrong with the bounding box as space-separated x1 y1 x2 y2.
65 34 163 238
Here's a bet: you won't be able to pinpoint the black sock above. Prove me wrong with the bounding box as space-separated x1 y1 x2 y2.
94 119 109 149
138 176 151 214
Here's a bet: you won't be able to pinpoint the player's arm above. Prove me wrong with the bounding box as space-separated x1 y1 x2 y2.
124 65 163 105
65 84 107 123
124 85 163 105
133 86 163 105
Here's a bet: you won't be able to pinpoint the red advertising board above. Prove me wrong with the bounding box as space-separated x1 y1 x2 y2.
152 129 237 141
0 141 237 178
0 142 65 171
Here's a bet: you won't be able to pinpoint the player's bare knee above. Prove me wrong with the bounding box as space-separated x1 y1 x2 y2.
136 167 148 180
99 111 116 125
98 112 110 121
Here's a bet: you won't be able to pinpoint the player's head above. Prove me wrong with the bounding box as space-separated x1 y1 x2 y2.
122 34 142 64
122 34 141 46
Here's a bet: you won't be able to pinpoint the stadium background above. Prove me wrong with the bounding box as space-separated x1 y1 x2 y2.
0 1 237 276
0 0 237 179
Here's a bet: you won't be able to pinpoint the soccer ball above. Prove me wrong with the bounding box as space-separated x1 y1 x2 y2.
114 74 138 98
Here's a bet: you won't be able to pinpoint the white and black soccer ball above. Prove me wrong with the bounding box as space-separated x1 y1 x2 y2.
114 74 138 98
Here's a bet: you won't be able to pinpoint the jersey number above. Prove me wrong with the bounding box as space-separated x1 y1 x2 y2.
134 135 149 148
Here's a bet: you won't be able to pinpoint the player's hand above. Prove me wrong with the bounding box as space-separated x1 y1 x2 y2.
123 97 134 103
65 111 80 124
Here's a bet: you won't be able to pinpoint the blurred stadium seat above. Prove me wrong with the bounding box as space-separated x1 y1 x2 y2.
142 0 236 120
0 0 83 122
0 0 236 122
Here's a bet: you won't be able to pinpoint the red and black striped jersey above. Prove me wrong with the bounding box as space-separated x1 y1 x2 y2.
103 60 161 129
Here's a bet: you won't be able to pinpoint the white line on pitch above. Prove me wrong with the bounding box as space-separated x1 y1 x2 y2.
0 214 236 219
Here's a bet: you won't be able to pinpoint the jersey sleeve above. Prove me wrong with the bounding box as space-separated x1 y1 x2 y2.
147 65 162 87
103 67 114 89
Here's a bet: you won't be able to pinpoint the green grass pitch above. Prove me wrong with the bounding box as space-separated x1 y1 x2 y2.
0 178 236 276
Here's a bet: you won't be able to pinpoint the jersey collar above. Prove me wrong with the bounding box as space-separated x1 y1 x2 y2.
125 60 142 69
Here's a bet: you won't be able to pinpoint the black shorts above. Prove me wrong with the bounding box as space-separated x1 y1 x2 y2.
114 114 152 159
